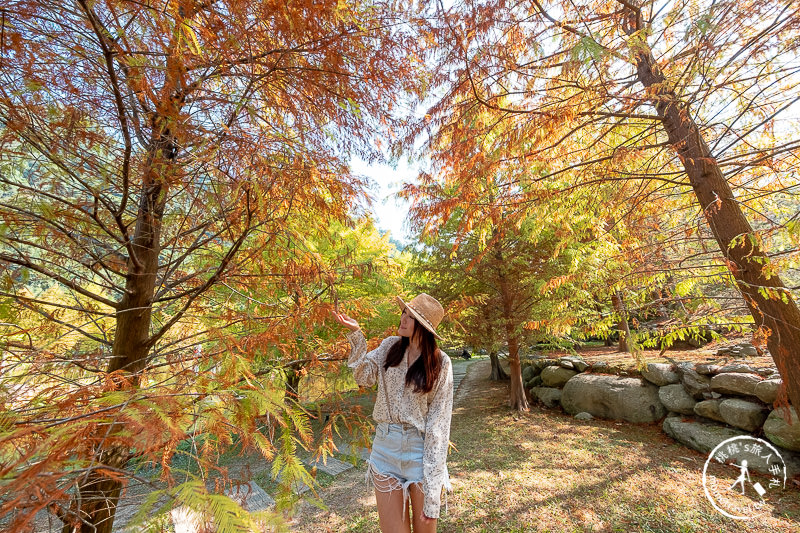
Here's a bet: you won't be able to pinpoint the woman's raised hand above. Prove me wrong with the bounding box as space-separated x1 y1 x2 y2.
332 310 360 332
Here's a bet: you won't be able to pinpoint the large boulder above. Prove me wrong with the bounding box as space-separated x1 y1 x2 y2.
642 363 680 386
533 387 562 408
527 375 543 389
710 373 761 396
718 363 757 374
557 358 574 370
561 374 666 423
754 379 781 405
522 365 537 383
681 369 711 400
658 384 697 415
499 357 511 376
738 344 759 357
695 364 721 376
718 399 768 432
764 408 800 452
662 417 746 454
694 399 726 423
540 366 578 388
664 418 800 478
717 343 759 358
574 360 590 372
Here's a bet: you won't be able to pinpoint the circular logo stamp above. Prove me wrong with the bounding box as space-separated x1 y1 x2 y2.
703 436 787 520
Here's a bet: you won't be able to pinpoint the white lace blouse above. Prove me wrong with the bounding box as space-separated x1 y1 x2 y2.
346 329 453 518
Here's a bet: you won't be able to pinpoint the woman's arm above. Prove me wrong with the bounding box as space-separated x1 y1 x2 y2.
422 354 454 519
345 329 380 387
332 310 384 387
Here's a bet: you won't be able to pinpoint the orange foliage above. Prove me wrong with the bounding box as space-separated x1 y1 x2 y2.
0 1 426 530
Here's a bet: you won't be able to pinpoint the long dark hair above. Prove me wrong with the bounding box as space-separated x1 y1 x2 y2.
384 317 442 394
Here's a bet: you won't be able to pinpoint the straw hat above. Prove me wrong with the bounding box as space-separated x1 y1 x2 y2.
396 293 445 340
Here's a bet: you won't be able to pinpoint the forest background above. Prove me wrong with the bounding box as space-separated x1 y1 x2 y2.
1 1 799 532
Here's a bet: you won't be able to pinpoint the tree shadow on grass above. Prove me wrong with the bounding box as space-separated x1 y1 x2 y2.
442 465 645 532
444 362 800 532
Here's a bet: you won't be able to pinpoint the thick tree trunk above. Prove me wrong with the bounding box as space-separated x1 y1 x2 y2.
68 187 168 533
499 278 528 410
67 124 174 533
626 9 800 409
489 350 509 380
108 178 165 377
61 447 127 533
505 335 529 411
611 291 630 352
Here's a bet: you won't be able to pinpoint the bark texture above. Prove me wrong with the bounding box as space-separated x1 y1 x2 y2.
495 241 529 411
499 281 529 411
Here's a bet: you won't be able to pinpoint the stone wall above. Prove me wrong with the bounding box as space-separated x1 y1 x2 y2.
522 356 800 477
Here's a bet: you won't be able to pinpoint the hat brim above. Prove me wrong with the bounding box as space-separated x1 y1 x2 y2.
396 296 444 340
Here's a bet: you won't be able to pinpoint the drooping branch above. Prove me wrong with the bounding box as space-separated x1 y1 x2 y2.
0 251 119 309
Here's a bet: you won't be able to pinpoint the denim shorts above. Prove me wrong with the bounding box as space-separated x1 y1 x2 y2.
370 422 424 484
367 422 424 514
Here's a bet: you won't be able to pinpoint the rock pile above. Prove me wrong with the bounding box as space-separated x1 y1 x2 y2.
521 355 799 476
714 342 760 358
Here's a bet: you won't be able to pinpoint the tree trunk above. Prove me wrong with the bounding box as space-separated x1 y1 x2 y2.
67 177 169 533
489 350 509 380
285 367 302 405
494 237 529 411
61 447 127 533
108 177 166 377
505 335 529 411
611 291 630 352
66 112 176 533
625 8 800 409
499 279 528 411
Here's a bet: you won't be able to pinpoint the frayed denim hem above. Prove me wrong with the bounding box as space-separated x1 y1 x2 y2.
365 461 451 520
366 460 422 523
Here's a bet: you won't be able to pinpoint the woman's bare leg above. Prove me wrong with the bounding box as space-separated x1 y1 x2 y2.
409 483 438 533
375 487 411 533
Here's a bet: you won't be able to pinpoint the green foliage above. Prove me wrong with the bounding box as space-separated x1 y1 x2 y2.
571 36 606 65
127 480 287 533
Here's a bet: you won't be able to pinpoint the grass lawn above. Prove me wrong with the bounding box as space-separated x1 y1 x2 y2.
289 359 800 532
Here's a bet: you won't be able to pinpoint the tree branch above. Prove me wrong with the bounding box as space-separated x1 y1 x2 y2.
0 252 118 309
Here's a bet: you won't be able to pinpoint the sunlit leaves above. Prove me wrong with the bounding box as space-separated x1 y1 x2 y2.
412 0 800 366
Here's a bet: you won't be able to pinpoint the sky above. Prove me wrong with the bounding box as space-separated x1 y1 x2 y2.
350 157 418 246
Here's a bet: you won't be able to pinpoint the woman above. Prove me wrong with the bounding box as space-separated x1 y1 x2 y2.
332 293 453 533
